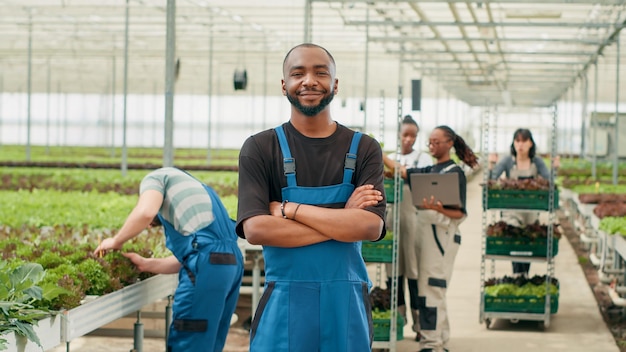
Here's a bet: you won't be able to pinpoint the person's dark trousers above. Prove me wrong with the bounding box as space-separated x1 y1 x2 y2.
386 276 406 307
512 262 530 275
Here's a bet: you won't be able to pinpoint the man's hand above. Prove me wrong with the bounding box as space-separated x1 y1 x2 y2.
122 252 150 272
269 201 283 218
345 184 383 209
93 237 121 257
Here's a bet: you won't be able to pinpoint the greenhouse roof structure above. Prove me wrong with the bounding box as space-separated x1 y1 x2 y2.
2 0 626 107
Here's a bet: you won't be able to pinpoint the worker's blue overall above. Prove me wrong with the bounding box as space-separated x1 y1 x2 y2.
162 184 244 352
249 126 373 352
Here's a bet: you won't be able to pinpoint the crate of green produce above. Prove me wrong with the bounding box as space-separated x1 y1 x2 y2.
484 294 559 314
362 235 393 263
484 189 559 210
486 237 559 257
384 178 404 203
483 276 559 314
372 310 404 341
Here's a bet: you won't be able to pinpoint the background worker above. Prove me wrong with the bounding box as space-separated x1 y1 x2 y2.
385 125 479 352
384 114 432 340
489 128 558 276
94 167 244 352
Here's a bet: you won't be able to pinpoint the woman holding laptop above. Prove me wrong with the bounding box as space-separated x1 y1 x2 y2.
383 125 478 352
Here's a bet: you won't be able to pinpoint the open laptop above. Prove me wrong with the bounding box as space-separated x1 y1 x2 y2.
409 173 462 208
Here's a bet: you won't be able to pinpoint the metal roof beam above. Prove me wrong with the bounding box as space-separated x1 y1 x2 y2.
369 36 604 45
345 20 615 29
392 49 596 56
313 0 624 5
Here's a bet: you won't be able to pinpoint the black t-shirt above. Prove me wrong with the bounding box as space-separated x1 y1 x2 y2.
236 122 387 239
406 160 467 215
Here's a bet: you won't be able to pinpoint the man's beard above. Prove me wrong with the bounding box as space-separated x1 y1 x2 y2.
286 89 335 117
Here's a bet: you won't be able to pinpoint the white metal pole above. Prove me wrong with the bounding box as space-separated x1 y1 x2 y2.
121 0 130 176
46 57 51 154
363 7 370 132
613 34 620 185
303 0 312 42
164 0 176 167
56 81 61 146
111 55 117 157
592 62 598 179
26 15 33 161
580 74 588 158
153 80 158 147
0 74 3 148
207 13 214 164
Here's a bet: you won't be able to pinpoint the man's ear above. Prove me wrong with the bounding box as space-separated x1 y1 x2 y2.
333 78 338 95
281 79 287 95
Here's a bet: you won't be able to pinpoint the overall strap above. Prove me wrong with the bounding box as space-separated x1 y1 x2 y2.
274 126 297 188
342 131 362 184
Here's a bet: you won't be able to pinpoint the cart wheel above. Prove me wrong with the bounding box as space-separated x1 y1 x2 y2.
540 320 549 330
485 318 491 329
509 318 519 324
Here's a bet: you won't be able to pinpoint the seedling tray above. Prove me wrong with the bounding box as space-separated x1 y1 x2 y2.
484 189 559 210
362 238 393 263
373 314 404 341
384 179 404 203
484 294 559 314
486 237 559 257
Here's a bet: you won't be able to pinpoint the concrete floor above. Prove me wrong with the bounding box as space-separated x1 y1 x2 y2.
48 176 619 352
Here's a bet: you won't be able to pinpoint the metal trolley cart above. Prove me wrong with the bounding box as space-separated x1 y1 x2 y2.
478 105 559 330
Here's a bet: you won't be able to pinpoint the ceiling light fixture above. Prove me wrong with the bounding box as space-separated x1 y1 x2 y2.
505 11 562 19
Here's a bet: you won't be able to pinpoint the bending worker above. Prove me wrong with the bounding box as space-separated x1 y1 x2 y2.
95 167 243 352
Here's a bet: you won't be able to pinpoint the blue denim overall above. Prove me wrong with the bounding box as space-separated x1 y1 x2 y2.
162 184 244 352
249 126 373 352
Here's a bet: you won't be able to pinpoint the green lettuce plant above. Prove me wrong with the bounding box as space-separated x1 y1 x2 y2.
0 261 68 350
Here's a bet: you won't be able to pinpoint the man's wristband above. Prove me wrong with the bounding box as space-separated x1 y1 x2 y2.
292 203 302 221
280 200 289 219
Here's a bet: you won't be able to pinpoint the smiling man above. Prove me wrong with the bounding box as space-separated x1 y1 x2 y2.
236 43 387 351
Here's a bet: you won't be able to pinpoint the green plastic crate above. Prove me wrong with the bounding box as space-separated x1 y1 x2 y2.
486 236 559 257
484 294 559 314
361 238 393 263
484 189 559 210
384 179 404 203
373 314 404 341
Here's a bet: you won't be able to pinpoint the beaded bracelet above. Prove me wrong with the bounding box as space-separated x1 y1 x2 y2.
280 200 289 219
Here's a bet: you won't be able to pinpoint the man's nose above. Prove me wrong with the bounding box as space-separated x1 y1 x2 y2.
302 73 316 85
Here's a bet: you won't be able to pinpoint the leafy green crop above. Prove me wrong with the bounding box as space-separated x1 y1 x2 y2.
599 217 626 236
0 167 239 198
0 189 137 229
484 275 559 297
0 145 240 167
0 261 68 350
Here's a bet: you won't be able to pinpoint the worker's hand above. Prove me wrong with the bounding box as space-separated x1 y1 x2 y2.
420 195 444 212
345 184 383 209
488 153 498 164
122 252 150 272
552 155 560 169
93 237 122 256
269 201 283 218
